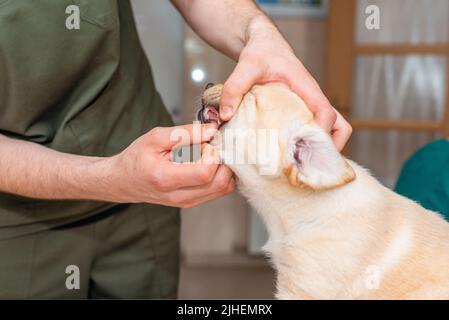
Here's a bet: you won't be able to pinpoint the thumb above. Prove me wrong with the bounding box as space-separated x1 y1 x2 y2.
146 123 217 151
220 61 263 121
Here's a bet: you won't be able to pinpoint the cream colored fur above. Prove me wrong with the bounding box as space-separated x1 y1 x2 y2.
202 83 449 300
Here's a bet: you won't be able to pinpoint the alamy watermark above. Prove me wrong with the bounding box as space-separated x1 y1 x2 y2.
170 123 283 176
364 265 381 290
65 265 80 290
65 5 80 30
365 5 380 30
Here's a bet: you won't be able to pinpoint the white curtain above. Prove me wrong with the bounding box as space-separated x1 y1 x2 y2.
356 0 449 44
350 0 448 187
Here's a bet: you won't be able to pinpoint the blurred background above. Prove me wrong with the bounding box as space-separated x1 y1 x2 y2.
130 0 449 298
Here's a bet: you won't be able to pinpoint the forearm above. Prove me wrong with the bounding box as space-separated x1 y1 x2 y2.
0 123 235 208
0 134 115 201
171 0 281 60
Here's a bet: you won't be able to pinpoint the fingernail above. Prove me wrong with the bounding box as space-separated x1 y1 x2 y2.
221 106 233 119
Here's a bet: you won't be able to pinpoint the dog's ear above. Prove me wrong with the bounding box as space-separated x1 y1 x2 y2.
285 123 356 190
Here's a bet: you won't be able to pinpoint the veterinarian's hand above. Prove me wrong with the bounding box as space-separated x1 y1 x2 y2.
107 124 235 208
220 16 352 151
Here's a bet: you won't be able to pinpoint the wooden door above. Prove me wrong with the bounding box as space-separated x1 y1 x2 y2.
325 0 449 186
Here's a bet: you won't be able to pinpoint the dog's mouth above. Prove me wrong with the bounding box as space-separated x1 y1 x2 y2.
197 101 222 126
197 83 227 128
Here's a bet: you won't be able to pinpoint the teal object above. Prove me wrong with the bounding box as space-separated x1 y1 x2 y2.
395 138 449 221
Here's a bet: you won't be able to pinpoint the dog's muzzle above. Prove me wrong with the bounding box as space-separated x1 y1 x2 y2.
197 83 226 128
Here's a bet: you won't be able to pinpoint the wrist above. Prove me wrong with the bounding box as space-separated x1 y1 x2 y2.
244 14 293 55
245 14 274 42
69 155 123 203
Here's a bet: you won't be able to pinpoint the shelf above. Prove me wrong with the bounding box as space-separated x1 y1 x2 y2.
350 118 442 132
260 3 328 19
181 253 269 268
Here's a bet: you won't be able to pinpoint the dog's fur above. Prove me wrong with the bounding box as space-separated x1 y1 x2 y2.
199 83 449 299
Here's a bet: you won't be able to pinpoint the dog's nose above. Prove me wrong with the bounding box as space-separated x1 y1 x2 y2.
205 82 215 90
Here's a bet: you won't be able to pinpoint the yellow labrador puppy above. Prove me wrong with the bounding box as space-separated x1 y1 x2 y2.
198 83 449 299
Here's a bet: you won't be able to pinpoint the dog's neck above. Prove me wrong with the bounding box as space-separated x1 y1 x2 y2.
231 161 394 298
233 161 385 237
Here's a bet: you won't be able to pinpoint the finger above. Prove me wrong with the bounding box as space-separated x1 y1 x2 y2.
220 60 264 121
197 143 219 166
162 161 219 189
160 143 221 188
146 123 218 151
310 101 337 134
331 109 352 152
176 164 234 194
171 165 234 199
182 176 236 208
288 70 337 133
171 167 236 207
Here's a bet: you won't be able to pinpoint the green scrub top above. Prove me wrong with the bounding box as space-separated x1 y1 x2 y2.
395 138 449 221
0 0 175 239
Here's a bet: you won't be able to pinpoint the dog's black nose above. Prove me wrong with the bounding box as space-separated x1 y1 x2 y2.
205 82 215 90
